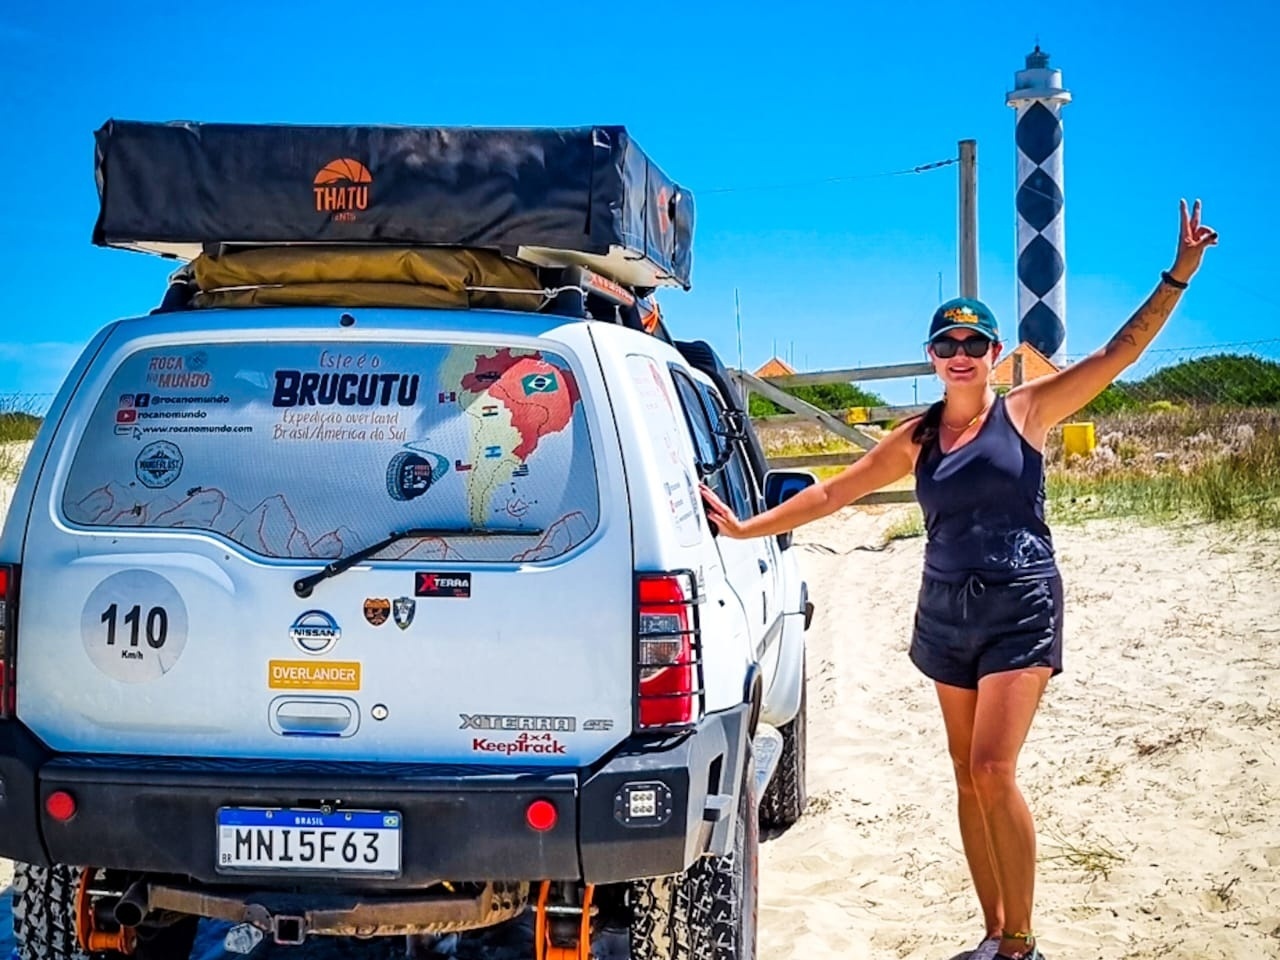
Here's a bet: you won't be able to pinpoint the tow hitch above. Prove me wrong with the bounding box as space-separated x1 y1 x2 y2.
75 870 137 955
534 881 596 960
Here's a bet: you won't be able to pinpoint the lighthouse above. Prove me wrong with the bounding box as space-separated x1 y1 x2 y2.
1007 45 1071 364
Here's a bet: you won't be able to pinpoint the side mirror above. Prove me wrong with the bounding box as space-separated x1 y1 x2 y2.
764 469 817 510
763 470 817 551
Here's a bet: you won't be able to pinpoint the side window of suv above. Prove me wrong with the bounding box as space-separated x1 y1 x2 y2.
698 385 760 519
670 370 730 507
671 370 756 521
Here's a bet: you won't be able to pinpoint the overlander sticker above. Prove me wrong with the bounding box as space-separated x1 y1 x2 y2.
268 660 361 691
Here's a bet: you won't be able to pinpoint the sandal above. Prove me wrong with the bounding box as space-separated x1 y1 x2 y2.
969 934 1001 960
994 930 1045 960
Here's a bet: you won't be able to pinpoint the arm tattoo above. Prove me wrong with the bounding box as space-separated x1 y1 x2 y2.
1108 284 1182 351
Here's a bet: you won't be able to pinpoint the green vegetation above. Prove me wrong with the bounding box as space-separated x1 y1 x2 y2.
0 398 43 483
1081 353 1280 416
882 509 925 543
757 401 1280 528
749 381 887 418
1139 354 1280 406
1048 407 1280 527
0 411 42 445
1079 383 1138 417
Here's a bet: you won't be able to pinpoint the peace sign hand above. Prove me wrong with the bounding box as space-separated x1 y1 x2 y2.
1170 198 1219 282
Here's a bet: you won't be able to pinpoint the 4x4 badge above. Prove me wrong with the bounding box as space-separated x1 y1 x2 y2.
393 597 416 630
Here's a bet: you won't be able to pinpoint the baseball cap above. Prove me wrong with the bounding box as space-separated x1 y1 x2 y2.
929 297 1000 341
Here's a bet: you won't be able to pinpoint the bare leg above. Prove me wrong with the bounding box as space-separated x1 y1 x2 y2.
934 681 1004 939
969 667 1052 958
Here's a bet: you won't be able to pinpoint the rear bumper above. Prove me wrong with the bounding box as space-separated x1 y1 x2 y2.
0 705 748 886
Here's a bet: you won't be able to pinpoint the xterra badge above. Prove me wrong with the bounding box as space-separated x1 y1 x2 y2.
415 572 471 598
460 714 576 732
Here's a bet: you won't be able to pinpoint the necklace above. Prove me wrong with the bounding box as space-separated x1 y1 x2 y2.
941 398 993 432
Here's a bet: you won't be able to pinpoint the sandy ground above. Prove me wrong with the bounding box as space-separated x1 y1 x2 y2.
1 479 1278 958
758 508 1280 960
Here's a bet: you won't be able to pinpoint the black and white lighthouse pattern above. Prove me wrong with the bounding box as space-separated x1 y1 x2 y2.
1008 47 1071 365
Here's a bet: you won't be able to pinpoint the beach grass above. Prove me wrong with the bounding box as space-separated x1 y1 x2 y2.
757 406 1280 527
881 508 925 543
0 397 43 483
0 406 42 445
1047 407 1280 527
1041 827 1126 882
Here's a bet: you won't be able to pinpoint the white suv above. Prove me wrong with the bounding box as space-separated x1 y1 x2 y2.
0 294 813 957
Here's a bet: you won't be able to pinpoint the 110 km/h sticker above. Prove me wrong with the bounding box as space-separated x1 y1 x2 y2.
80 570 189 682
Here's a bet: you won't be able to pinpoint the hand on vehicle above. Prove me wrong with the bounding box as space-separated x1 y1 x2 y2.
700 484 747 538
1169 199 1219 282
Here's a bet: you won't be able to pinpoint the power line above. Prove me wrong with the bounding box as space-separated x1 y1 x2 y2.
699 157 959 196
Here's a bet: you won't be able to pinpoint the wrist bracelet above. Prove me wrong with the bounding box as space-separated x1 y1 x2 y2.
1161 270 1189 290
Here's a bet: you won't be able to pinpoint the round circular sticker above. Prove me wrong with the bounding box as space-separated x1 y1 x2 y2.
80 570 190 683
134 441 184 489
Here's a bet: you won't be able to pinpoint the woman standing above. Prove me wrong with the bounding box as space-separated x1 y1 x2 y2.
701 201 1217 960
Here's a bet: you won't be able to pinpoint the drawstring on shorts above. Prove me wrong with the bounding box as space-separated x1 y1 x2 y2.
960 573 986 621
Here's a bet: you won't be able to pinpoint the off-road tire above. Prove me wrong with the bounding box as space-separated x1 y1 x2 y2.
12 863 197 960
12 863 83 960
758 664 807 829
628 746 758 960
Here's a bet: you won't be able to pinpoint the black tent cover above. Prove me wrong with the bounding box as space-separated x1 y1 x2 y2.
92 121 695 290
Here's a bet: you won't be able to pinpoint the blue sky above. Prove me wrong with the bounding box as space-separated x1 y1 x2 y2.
1 0 1274 405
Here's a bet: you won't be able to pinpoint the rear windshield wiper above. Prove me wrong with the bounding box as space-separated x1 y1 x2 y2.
293 527 544 598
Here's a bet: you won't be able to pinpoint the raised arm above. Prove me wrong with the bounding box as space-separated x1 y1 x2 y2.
1011 199 1218 437
702 418 920 539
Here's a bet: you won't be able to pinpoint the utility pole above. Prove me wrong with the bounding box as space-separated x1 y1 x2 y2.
734 288 744 373
959 139 978 299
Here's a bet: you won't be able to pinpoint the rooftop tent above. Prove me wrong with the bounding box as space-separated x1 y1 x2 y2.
92 121 696 291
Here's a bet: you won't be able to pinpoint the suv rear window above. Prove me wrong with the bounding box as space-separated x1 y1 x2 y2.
61 340 599 562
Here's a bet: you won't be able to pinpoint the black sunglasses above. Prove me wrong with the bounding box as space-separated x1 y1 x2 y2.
930 336 993 359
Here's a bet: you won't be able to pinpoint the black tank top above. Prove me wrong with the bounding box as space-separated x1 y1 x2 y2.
914 396 1057 582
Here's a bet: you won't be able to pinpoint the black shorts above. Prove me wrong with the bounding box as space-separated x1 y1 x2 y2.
909 572 1064 689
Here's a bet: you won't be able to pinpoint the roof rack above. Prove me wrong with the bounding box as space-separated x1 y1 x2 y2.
151 247 675 344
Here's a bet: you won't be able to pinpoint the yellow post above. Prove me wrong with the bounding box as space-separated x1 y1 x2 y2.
1062 422 1097 458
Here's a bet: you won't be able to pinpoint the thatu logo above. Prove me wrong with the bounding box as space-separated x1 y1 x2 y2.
272 371 420 408
313 158 371 221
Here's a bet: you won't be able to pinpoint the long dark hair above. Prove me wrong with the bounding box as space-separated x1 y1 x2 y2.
909 399 945 449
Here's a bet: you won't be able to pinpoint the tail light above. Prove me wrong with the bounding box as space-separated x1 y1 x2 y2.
0 563 17 717
636 572 702 730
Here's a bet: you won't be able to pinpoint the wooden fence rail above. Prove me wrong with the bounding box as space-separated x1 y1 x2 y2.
735 360 933 504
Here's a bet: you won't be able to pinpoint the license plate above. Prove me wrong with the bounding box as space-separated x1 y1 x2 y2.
216 808 401 875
